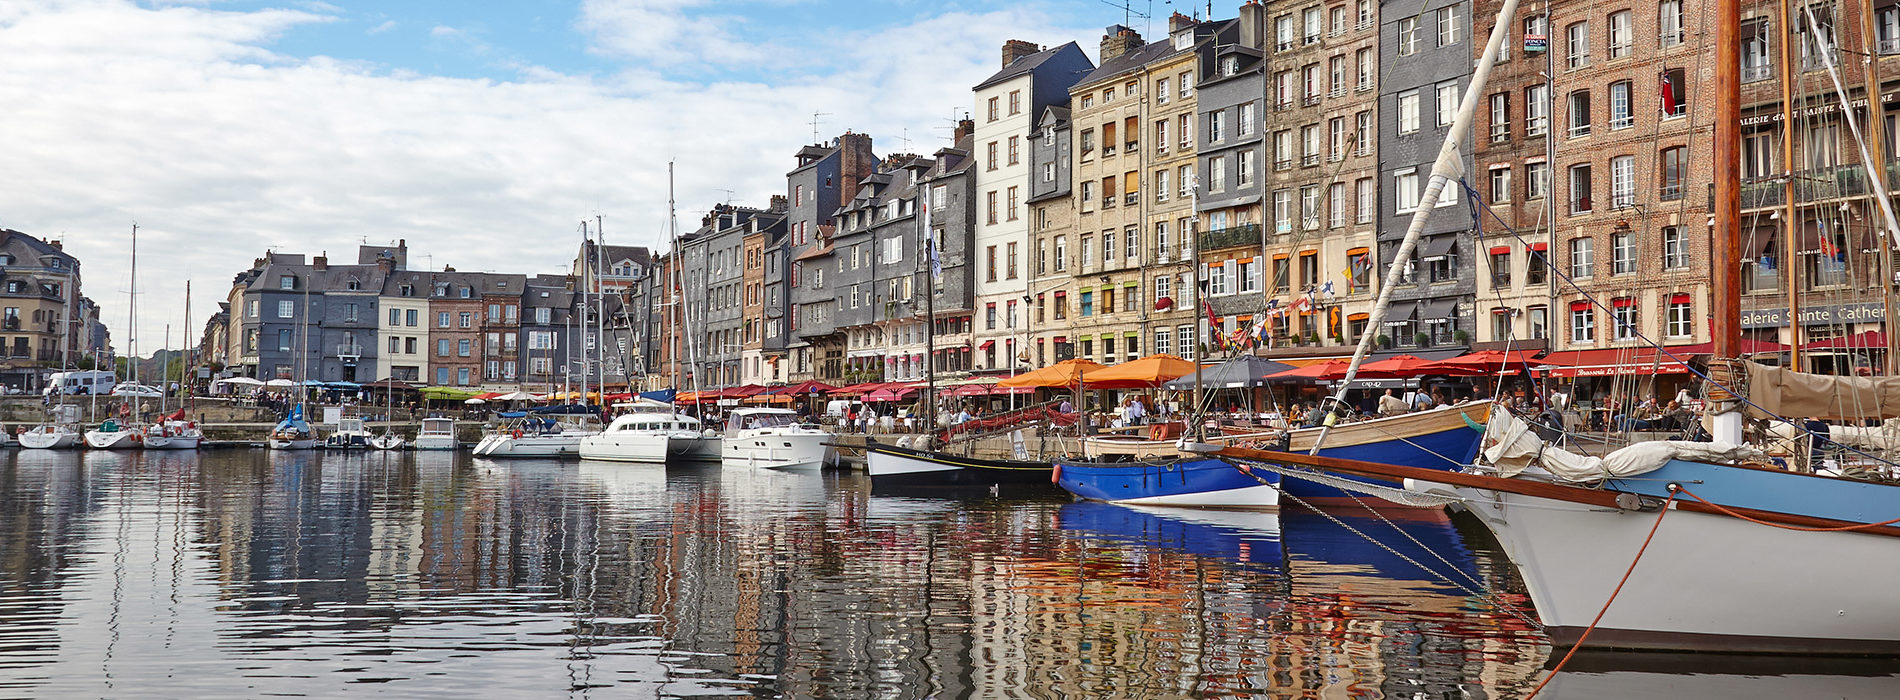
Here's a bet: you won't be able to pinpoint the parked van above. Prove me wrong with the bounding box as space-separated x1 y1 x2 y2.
44 370 117 396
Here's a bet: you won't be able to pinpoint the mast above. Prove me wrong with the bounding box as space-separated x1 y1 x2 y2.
578 220 590 405
182 280 191 412
127 223 139 423
1778 0 1801 368
595 213 608 402
1711 0 1744 443
922 176 939 433
160 323 169 416
1308 0 1525 453
1861 0 1900 375
669 163 682 393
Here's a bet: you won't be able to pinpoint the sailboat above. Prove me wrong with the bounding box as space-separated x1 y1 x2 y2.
368 379 405 450
1200 0 1900 655
145 302 203 450
268 263 317 450
24 280 84 449
86 224 145 450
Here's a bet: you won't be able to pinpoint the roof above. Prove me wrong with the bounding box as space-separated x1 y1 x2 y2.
1075 39 1181 87
975 41 1085 91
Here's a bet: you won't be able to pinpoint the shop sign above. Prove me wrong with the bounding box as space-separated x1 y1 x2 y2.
1738 302 1886 328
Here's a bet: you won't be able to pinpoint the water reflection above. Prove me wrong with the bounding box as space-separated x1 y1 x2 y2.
3 451 1882 697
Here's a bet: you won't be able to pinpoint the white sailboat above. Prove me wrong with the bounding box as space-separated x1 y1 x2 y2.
21 404 82 449
145 302 203 450
86 224 145 450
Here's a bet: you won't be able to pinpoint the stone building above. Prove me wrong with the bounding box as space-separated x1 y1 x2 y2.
785 132 879 382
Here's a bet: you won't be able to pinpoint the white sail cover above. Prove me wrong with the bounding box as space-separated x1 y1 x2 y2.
1482 411 1764 482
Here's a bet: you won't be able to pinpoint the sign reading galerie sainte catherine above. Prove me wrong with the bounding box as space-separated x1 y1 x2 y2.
1739 302 1885 328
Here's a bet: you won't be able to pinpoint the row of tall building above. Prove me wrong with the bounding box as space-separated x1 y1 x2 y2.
206 0 1900 389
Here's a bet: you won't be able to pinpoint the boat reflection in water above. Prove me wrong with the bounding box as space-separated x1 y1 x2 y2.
7 450 1887 697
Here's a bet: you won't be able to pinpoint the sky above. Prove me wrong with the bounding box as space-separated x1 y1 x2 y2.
0 0 1209 358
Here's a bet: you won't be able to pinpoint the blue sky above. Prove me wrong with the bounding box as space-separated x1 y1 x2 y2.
0 0 1215 354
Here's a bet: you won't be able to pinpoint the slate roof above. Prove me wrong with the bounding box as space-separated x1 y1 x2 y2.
975 41 1085 91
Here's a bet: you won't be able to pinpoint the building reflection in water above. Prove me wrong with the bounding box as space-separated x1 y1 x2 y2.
12 451 1887 698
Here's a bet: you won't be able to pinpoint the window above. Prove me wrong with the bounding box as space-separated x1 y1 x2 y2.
1008 89 1021 115
279 275 295 290
1742 18 1774 82
1007 136 1019 165
1356 177 1376 223
1491 248 1512 286
1609 81 1633 129
987 96 999 121
1437 6 1460 46
1569 163 1593 213
1435 81 1459 127
1330 55 1348 96
1102 229 1117 264
1612 230 1636 274
1566 21 1591 68
457 368 470 386
986 302 997 329
1055 235 1067 271
1154 119 1169 155
1526 160 1549 199
1008 185 1019 220
388 308 401 326
1156 77 1169 103
1490 166 1513 204
1239 103 1255 136
1329 117 1347 160
1660 146 1685 200
438 311 450 327
1080 291 1093 317
986 191 998 224
1569 236 1595 278
1080 236 1092 268
1355 111 1372 155
1526 84 1549 136
1304 6 1323 42
1179 114 1192 149
277 329 291 352
1610 155 1635 209
1607 10 1632 59
278 300 294 318
1395 168 1420 212
1612 299 1639 340
1666 296 1693 337
1662 226 1688 269
459 311 472 328
1237 258 1258 293
1081 129 1094 155
1398 89 1421 133
987 141 998 170
1568 90 1592 137
1301 185 1321 230
1274 189 1293 233
1399 17 1420 55
1302 63 1320 102
1042 162 1055 182
985 245 997 282
1490 92 1511 141
1302 123 1321 165
1155 168 1171 203
1329 183 1348 228
1180 71 1192 98
1277 14 1296 48
1357 47 1375 90
437 338 450 356
1659 0 1684 46
1007 242 1019 279
1209 110 1226 142
1179 324 1196 361
1274 129 1293 169
1154 328 1171 357
1661 68 1686 117
1209 155 1227 192
1571 304 1596 342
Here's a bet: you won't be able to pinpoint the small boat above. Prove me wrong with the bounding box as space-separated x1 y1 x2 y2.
412 417 457 451
472 405 602 457
19 424 80 449
267 408 318 450
1081 400 1491 500
83 419 143 450
143 410 202 450
720 407 831 469
578 411 719 463
1054 457 1280 508
864 441 1060 493
369 433 404 450
323 416 373 449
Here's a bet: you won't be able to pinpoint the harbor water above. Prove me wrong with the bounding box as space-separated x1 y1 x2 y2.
1 450 1894 698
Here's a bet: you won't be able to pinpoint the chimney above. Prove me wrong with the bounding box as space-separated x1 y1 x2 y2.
378 257 395 274
1238 2 1265 49
954 118 975 142
1100 25 1143 62
1170 12 1197 35
314 254 328 271
443 265 455 272
48 239 61 251
770 194 789 212
837 131 876 209
1002 39 1040 67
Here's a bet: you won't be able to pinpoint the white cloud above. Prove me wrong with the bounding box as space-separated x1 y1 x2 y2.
366 19 395 34
0 0 1096 356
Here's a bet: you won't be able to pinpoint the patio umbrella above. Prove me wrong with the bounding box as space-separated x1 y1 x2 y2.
998 358 1105 388
1082 354 1197 389
1357 354 1440 378
1264 360 1353 381
464 398 487 405
494 391 537 401
264 379 298 387
1421 350 1544 376
217 376 264 386
1161 356 1296 389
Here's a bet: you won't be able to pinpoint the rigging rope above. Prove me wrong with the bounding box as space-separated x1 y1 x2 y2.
1524 489 1676 699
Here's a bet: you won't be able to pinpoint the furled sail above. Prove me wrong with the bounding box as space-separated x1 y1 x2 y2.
1745 363 1900 421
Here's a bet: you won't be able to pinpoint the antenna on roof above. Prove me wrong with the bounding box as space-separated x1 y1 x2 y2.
1098 0 1150 26
810 111 832 143
899 128 912 152
718 189 736 205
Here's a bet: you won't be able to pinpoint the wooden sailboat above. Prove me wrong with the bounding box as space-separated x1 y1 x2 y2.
1200 0 1900 655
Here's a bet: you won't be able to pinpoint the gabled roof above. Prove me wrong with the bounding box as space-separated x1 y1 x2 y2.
975 41 1086 91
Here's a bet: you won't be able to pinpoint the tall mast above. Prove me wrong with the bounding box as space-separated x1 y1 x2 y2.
595 214 608 400
1308 0 1525 453
922 176 938 432
669 163 682 392
1710 0 1743 443
578 220 590 404
182 280 191 411
127 223 139 421
1778 0 1801 368
1861 0 1899 375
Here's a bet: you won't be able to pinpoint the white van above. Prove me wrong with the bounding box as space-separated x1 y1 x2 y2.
45 370 117 396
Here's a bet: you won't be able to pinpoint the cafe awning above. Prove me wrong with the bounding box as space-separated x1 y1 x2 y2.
1537 348 1694 377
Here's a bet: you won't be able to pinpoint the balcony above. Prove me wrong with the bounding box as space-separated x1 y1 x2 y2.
336 344 362 359
1491 125 1510 143
1274 99 1294 112
1 317 17 331
1152 247 1173 263
1124 192 1139 205
1198 223 1262 251
1103 145 1117 156
1882 38 1900 55
1742 63 1774 83
1101 197 1116 209
1275 159 1293 171
1718 165 1883 211
1302 154 1321 167
1302 94 1322 107
1125 141 1138 152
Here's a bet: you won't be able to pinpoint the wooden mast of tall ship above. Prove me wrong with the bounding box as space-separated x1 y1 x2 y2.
1709 0 1744 442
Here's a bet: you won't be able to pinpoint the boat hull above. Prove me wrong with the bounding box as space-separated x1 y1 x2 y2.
722 431 830 470
369 435 404 450
865 443 1060 494
1055 458 1280 508
83 430 141 450
472 433 587 457
579 433 720 463
411 436 457 451
1442 460 1900 654
19 428 80 449
268 438 318 450
148 435 201 450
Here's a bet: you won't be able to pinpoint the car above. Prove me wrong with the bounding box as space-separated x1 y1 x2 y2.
110 383 163 398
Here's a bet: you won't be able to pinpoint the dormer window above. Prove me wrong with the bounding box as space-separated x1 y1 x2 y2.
279 275 295 290
5 281 22 294
400 284 414 297
1173 31 1193 50
1222 56 1241 76
346 279 361 291
0 255 14 265
498 280 508 289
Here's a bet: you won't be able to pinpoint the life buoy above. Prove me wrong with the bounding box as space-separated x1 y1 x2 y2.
512 428 523 439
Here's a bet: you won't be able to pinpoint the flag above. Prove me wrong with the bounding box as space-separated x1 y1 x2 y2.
1659 71 1677 115
1320 280 1335 296
922 189 942 281
1203 300 1220 327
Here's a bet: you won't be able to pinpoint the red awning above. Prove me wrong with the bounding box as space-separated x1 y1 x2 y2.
1528 242 1549 251
1805 330 1887 350
978 339 996 350
1488 245 1511 255
1537 348 1694 377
